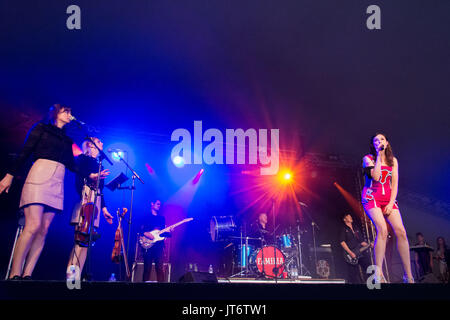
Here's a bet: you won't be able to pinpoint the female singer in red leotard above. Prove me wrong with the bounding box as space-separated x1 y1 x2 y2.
362 133 414 283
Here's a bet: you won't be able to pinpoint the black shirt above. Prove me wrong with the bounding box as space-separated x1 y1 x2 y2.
339 224 364 251
8 122 76 175
75 154 106 208
249 222 273 245
141 214 166 233
141 214 171 245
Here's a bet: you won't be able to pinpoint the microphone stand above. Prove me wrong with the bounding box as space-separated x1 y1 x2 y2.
71 121 113 281
272 198 279 283
114 152 144 277
299 202 319 277
295 220 304 277
85 137 113 281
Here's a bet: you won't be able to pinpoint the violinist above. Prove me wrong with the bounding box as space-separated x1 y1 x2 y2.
66 137 113 281
140 200 173 282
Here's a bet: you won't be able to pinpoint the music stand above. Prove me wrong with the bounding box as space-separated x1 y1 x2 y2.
105 172 129 191
111 152 144 276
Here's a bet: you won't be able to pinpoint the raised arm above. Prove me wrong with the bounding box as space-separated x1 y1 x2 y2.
362 155 381 181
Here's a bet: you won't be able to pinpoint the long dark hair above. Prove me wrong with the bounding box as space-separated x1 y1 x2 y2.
369 133 394 167
46 104 71 124
436 236 447 251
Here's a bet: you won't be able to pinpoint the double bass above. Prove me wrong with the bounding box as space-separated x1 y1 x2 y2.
111 208 131 279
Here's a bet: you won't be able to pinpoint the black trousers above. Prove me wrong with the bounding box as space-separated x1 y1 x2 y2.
346 253 372 284
143 243 165 282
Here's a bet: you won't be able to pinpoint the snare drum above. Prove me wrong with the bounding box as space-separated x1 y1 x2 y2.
249 246 285 278
210 216 236 242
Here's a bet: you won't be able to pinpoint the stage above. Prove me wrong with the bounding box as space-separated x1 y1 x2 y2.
1 279 449 301
217 277 345 284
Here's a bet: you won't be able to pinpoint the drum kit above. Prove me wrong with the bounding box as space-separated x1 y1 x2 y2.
210 216 312 279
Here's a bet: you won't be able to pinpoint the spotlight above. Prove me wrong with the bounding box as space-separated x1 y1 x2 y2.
192 169 204 185
276 169 293 185
284 172 292 181
172 156 185 168
111 150 125 162
278 169 293 183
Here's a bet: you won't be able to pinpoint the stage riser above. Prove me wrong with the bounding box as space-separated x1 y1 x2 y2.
1 281 449 300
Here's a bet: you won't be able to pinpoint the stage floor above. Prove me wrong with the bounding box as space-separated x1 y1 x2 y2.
217 277 346 284
1 279 449 300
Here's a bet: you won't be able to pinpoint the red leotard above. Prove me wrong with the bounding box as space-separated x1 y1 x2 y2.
361 154 399 212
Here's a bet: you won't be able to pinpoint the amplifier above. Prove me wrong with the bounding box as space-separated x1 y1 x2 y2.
131 262 171 282
310 245 336 279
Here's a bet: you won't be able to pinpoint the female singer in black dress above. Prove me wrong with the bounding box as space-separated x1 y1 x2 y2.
0 104 75 280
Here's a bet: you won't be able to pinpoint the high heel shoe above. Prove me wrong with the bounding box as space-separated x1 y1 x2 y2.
403 276 414 284
8 275 22 280
375 274 388 284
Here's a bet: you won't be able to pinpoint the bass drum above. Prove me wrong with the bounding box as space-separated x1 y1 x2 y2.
210 216 236 242
249 246 286 278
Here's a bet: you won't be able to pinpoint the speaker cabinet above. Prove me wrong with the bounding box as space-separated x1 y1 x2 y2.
311 246 336 279
132 262 171 282
178 271 218 283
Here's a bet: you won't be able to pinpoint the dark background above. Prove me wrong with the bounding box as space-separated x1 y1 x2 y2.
0 1 449 282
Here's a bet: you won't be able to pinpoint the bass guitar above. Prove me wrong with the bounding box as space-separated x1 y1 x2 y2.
139 218 193 250
344 241 372 265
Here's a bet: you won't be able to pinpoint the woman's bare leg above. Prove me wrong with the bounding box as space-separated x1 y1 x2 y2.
365 207 389 281
386 209 414 282
22 210 55 277
8 205 44 278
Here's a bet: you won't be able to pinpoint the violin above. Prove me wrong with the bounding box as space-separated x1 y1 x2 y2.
74 187 99 244
111 208 130 279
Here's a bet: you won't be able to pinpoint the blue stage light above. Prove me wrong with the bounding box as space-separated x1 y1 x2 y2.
172 156 185 168
111 150 125 162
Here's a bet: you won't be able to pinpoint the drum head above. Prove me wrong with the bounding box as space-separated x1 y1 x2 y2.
210 216 218 242
210 216 236 242
251 246 285 278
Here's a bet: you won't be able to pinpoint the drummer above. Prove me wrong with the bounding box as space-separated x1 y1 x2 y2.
249 213 273 246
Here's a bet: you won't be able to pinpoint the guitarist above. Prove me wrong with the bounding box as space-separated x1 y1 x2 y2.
339 213 372 284
140 200 173 282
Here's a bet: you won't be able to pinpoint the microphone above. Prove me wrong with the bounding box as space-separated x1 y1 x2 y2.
379 145 385 151
107 148 124 153
69 115 86 126
298 201 308 207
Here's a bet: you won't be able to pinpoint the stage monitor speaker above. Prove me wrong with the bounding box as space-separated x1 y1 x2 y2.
179 271 218 283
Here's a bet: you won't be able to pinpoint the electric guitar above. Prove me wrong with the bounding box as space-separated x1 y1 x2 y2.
344 241 372 265
139 218 194 250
